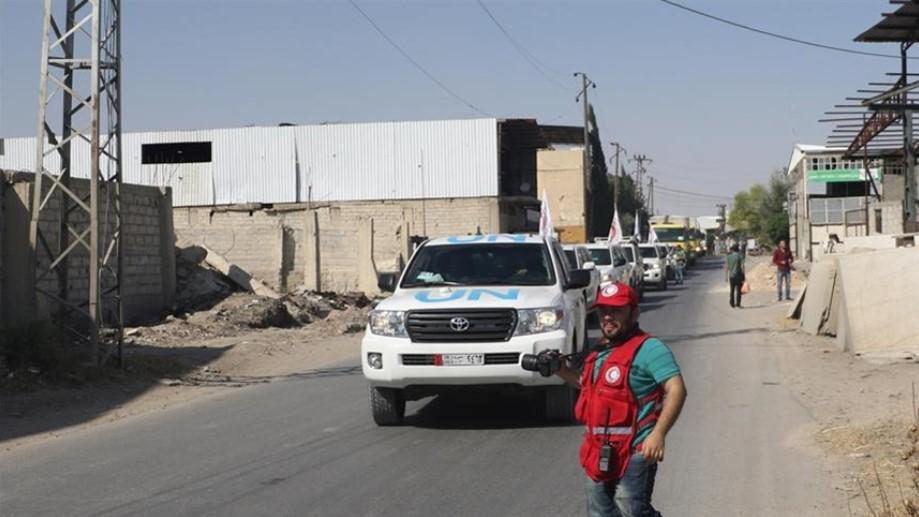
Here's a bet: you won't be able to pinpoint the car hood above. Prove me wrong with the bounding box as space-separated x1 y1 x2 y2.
377 285 565 311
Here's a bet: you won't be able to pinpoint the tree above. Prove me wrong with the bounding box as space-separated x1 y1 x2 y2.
729 170 790 246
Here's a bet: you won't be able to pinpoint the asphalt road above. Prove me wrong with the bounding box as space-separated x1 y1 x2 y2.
0 259 842 516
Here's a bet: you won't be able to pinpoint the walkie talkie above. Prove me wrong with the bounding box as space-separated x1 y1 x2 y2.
598 408 613 473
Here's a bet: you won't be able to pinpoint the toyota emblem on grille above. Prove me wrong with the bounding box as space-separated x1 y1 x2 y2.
449 317 471 332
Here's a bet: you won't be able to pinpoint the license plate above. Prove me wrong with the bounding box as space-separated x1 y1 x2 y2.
439 353 485 366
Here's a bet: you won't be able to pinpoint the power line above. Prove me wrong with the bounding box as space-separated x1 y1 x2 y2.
348 0 490 116
655 0 913 60
655 184 734 201
476 0 571 91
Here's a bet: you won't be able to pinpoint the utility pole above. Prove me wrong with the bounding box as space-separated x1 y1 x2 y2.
574 72 595 238
610 142 627 212
31 0 124 365
632 154 652 206
649 177 655 215
716 203 727 235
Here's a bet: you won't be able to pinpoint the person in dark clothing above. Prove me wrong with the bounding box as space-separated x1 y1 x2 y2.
772 240 794 301
725 244 745 308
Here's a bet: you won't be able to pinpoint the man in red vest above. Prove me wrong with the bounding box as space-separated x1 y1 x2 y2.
557 282 687 517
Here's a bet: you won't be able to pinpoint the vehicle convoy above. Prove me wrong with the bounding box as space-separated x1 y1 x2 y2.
585 240 630 286
612 241 644 297
362 234 592 425
650 215 704 265
639 243 668 290
563 244 600 307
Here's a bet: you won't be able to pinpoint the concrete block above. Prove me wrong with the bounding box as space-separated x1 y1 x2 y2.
800 259 837 335
834 248 919 353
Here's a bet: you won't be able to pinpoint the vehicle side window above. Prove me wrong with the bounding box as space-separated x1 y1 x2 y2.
551 243 571 286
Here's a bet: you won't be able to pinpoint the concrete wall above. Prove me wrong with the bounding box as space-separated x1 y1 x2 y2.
173 196 504 293
0 171 175 326
834 247 919 354
537 149 585 243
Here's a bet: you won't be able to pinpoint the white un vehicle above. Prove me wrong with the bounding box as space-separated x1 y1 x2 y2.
362 234 592 425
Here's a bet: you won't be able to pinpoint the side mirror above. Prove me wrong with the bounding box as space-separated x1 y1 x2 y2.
582 261 596 270
566 269 592 290
378 273 398 293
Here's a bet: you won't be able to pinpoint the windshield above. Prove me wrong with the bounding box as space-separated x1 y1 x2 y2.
653 227 686 242
564 249 577 269
402 243 556 287
639 247 659 259
587 248 612 266
622 247 635 262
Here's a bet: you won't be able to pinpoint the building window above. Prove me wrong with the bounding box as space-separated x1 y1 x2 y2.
875 208 883 234
0 138 4 156
809 197 865 225
141 142 212 164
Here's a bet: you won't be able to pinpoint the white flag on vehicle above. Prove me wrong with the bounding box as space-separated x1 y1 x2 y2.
648 224 659 243
633 210 641 242
539 190 554 238
608 208 623 243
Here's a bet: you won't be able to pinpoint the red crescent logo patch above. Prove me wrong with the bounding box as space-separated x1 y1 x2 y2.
602 284 619 298
605 366 622 385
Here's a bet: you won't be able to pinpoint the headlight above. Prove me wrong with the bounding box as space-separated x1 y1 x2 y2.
368 310 407 337
695 247 703 252
515 306 565 336
600 271 614 283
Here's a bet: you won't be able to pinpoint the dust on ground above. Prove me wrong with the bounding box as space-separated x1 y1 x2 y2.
0 245 376 451
739 258 919 517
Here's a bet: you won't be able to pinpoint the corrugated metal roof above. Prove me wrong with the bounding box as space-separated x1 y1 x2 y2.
0 119 500 206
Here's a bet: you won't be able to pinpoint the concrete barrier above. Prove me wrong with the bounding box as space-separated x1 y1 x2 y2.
799 259 837 336
834 248 919 353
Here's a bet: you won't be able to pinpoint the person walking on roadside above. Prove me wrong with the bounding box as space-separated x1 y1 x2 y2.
725 244 745 308
555 283 687 517
673 248 687 285
772 240 794 301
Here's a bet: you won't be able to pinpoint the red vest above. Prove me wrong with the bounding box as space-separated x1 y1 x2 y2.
575 330 663 481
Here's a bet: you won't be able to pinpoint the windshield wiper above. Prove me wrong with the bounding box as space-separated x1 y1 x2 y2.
402 280 464 288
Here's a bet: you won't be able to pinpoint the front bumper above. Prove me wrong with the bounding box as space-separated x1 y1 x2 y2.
361 330 570 389
643 268 662 282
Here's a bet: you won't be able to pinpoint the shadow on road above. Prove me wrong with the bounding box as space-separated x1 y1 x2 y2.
406 390 579 430
658 327 796 343
0 343 234 445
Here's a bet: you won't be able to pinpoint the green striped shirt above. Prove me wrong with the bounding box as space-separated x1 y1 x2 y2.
591 337 681 447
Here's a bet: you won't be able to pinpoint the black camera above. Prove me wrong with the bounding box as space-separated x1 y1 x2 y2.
520 349 564 377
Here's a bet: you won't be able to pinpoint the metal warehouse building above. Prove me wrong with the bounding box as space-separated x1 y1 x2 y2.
1 118 581 293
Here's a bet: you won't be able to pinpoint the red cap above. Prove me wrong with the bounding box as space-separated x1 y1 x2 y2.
594 282 639 309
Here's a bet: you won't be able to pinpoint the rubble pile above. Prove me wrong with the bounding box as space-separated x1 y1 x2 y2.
174 244 237 312
745 260 807 290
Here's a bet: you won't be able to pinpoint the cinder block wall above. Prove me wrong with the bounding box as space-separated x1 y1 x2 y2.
0 171 175 326
173 196 502 293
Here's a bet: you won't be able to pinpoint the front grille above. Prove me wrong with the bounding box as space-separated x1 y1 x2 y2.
406 309 517 343
401 353 521 366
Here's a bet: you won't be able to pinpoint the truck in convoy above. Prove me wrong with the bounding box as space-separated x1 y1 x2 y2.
361 234 591 425
650 215 704 265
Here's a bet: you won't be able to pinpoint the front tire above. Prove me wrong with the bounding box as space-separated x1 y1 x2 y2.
370 386 405 426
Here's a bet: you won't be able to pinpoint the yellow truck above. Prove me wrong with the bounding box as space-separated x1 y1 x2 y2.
650 215 703 265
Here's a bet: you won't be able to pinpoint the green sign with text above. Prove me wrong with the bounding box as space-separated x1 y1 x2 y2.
807 168 883 183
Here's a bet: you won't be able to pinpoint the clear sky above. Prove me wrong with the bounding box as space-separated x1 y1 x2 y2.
0 0 900 215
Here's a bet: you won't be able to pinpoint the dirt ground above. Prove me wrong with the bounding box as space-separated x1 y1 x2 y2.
743 256 919 516
0 292 370 452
